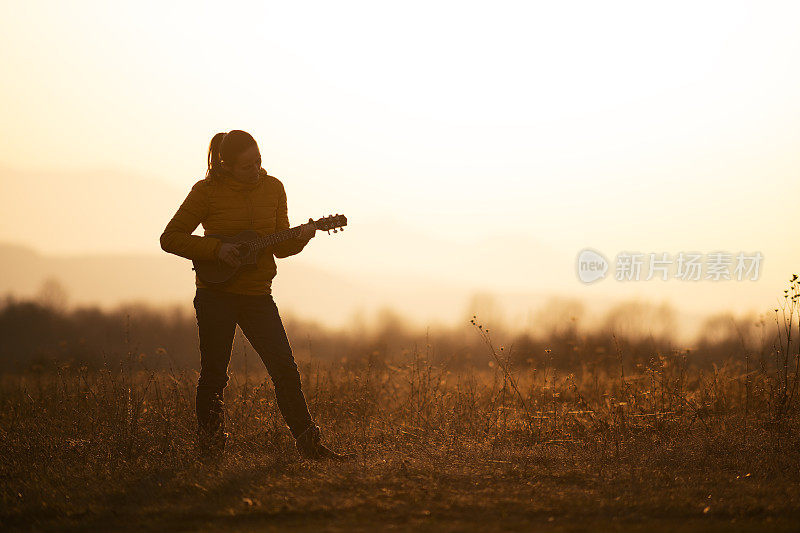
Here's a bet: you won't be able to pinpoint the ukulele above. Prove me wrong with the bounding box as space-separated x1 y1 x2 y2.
192 214 347 285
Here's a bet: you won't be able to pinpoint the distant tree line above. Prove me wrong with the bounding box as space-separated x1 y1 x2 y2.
0 286 784 374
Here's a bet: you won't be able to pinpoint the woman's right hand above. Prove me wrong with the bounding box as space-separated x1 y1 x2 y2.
218 242 241 267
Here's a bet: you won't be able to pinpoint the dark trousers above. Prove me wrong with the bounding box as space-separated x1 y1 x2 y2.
193 287 313 440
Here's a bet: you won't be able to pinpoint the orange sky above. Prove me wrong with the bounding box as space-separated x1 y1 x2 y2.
1 1 799 337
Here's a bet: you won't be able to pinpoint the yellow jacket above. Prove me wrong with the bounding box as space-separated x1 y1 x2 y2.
160 168 308 295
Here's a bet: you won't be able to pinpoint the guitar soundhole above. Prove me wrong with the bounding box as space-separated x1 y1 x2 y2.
237 243 252 263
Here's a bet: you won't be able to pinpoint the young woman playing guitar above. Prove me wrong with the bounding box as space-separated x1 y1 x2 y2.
160 130 347 460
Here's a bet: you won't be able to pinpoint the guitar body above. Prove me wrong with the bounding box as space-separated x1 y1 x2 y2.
192 230 262 285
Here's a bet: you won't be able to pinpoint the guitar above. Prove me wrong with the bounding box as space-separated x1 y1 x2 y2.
192 214 347 285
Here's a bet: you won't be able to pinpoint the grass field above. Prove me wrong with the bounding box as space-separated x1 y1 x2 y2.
2 311 800 532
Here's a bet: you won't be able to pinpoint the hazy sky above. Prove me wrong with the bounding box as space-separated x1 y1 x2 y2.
2 1 799 329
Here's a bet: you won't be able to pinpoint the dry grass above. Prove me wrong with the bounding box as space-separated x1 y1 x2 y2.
2 276 800 530
2 315 800 532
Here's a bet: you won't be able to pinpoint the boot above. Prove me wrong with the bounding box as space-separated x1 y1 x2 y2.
196 388 228 459
294 424 352 461
198 428 229 459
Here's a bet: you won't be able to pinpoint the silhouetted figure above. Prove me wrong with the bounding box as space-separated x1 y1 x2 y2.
160 130 346 460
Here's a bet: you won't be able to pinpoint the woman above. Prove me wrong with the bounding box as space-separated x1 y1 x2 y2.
160 130 346 460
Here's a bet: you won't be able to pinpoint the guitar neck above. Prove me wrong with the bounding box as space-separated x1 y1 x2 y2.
250 226 304 252
245 214 346 252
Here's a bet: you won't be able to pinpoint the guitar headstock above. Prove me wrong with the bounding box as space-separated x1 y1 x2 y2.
313 214 347 234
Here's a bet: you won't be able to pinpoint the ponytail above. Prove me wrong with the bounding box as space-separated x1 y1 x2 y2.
205 132 227 180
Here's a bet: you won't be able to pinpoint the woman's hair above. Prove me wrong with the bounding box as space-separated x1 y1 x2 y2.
206 130 259 180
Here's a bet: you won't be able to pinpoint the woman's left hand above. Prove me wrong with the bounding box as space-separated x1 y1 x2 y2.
297 218 316 241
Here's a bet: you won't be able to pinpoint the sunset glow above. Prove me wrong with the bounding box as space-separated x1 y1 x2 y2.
2 0 799 334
